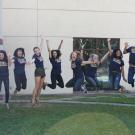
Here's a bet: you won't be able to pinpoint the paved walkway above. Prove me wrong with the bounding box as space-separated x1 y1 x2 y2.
1 92 135 107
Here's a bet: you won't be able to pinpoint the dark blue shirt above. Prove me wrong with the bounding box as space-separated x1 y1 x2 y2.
32 54 44 68
86 64 98 78
49 58 61 74
0 60 9 77
126 47 135 65
109 58 124 74
13 57 26 74
71 59 84 79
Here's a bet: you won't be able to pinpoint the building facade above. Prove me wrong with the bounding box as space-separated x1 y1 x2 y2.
1 0 135 94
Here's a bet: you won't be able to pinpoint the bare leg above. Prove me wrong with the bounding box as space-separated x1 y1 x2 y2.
32 77 41 106
36 77 45 104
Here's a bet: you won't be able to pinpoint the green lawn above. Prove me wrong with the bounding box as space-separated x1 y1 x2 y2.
0 94 135 135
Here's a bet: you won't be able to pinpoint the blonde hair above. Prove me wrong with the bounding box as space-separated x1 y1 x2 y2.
70 51 82 61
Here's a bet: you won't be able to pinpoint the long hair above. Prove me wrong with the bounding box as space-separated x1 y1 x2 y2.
112 49 123 59
51 50 61 59
70 51 82 61
14 48 25 57
0 50 8 62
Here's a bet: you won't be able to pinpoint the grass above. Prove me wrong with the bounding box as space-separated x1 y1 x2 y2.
0 94 135 135
45 113 131 135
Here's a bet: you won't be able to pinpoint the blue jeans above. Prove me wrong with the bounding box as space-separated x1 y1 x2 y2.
66 77 84 91
0 77 9 103
85 76 98 87
109 72 121 90
128 67 135 86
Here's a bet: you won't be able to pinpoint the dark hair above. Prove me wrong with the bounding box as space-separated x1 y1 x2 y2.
70 51 82 60
51 50 61 59
14 48 25 57
112 49 123 59
0 50 8 62
33 47 40 51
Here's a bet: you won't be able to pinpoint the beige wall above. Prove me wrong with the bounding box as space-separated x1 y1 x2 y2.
2 0 135 94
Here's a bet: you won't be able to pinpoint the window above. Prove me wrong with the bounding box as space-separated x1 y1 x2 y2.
73 37 120 90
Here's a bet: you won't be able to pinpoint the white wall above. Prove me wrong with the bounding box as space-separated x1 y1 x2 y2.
0 0 2 38
2 0 135 94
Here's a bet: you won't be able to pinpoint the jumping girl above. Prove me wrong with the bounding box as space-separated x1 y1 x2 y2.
46 40 64 89
66 51 96 91
81 50 109 92
107 39 127 92
123 42 135 87
31 36 46 106
11 48 27 95
0 50 10 109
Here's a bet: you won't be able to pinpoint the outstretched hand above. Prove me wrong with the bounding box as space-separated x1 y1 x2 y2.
124 42 129 48
61 40 63 43
123 78 127 82
107 38 111 43
46 40 49 43
40 35 44 39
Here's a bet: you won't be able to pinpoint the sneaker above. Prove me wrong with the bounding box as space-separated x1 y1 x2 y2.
43 82 46 90
81 85 88 93
119 86 126 94
6 103 10 110
35 97 40 104
14 90 18 95
131 83 134 88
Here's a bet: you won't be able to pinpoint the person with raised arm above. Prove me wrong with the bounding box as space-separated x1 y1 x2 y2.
9 48 27 95
31 36 46 106
65 51 96 92
107 38 127 92
46 40 64 89
80 49 110 93
123 42 135 87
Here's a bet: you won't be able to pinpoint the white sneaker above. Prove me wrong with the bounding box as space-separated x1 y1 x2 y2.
6 103 10 110
81 85 88 93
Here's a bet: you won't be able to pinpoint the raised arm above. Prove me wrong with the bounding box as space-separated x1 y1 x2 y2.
46 40 52 58
100 51 110 64
39 35 44 51
58 40 63 50
123 42 129 54
107 38 112 56
121 66 127 82
81 60 95 66
80 49 84 60
7 54 13 66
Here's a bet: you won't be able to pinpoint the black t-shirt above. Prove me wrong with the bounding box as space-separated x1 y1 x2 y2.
0 60 9 77
109 57 124 74
49 58 61 74
13 57 26 74
71 59 84 79
86 64 98 78
126 46 135 65
32 54 44 68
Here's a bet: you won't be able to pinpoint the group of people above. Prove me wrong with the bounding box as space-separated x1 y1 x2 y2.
0 37 135 109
